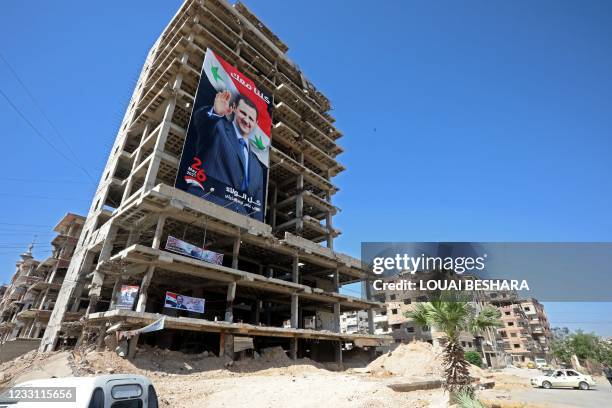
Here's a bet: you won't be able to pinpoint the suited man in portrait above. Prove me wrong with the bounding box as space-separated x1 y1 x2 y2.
186 90 265 221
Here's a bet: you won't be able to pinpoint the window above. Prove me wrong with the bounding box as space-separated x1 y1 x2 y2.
403 299 411 305
567 370 578 376
111 384 143 408
391 309 398 315
88 388 104 408
392 324 401 330
395 339 402 343
504 311 511 316
461 341 466 347
524 307 531 312
468 342 472 347
507 322 514 327
390 294 396 301
406 327 414 333
513 344 520 349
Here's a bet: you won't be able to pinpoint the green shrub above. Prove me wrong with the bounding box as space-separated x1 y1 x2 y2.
464 351 482 367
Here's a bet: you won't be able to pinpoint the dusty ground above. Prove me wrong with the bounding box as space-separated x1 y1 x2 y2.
0 343 449 408
5 343 584 408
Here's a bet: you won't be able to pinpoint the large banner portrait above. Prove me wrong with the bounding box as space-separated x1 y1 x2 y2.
175 49 272 222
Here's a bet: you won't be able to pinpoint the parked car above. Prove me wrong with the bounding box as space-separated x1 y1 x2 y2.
534 357 550 370
531 369 596 390
2 374 158 407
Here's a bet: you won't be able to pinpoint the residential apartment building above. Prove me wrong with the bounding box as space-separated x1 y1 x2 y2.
489 293 552 363
340 309 388 335
0 214 85 342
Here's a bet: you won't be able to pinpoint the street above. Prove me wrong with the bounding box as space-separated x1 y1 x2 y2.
482 376 612 408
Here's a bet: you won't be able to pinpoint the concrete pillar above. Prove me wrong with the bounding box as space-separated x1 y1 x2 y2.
290 293 299 329
219 331 234 359
27 320 37 338
231 236 240 270
333 303 341 333
254 300 261 325
292 254 300 284
333 267 340 292
296 173 304 233
225 282 237 322
270 184 278 228
33 324 42 339
136 266 155 312
152 216 166 250
365 280 375 335
325 189 334 249
109 277 122 310
334 341 343 365
290 338 298 360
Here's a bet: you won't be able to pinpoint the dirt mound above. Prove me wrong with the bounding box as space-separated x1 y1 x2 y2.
0 350 73 387
367 341 444 379
365 341 486 381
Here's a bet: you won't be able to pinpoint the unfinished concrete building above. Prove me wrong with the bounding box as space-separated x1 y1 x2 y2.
41 0 387 361
0 213 85 343
0 245 39 341
489 295 552 364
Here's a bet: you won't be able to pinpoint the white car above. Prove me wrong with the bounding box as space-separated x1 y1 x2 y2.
531 369 596 390
534 357 549 369
1 374 158 407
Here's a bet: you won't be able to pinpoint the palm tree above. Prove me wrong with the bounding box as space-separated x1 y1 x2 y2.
406 295 502 397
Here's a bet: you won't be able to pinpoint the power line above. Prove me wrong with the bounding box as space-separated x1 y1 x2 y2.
0 55 120 209
0 52 97 185
0 193 90 202
0 177 92 185
0 88 85 173
0 222 54 228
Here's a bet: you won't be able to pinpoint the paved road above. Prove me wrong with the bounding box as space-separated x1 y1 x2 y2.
483 377 612 408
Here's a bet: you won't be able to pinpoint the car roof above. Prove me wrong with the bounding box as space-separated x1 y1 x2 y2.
15 374 151 391
11 375 152 407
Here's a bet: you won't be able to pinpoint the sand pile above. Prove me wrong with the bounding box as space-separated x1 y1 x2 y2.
366 342 445 379
0 350 70 386
365 341 487 380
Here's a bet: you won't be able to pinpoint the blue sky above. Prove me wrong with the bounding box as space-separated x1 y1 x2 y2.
1 1 611 335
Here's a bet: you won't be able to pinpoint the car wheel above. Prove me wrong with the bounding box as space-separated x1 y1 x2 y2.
578 381 589 390
542 381 552 389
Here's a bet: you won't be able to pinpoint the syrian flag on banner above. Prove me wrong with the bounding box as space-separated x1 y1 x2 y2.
201 49 272 168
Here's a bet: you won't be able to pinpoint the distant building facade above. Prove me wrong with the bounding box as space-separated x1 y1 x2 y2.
0 214 85 342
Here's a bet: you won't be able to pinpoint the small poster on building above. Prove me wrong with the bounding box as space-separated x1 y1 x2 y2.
165 235 224 265
164 291 205 313
117 285 139 310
